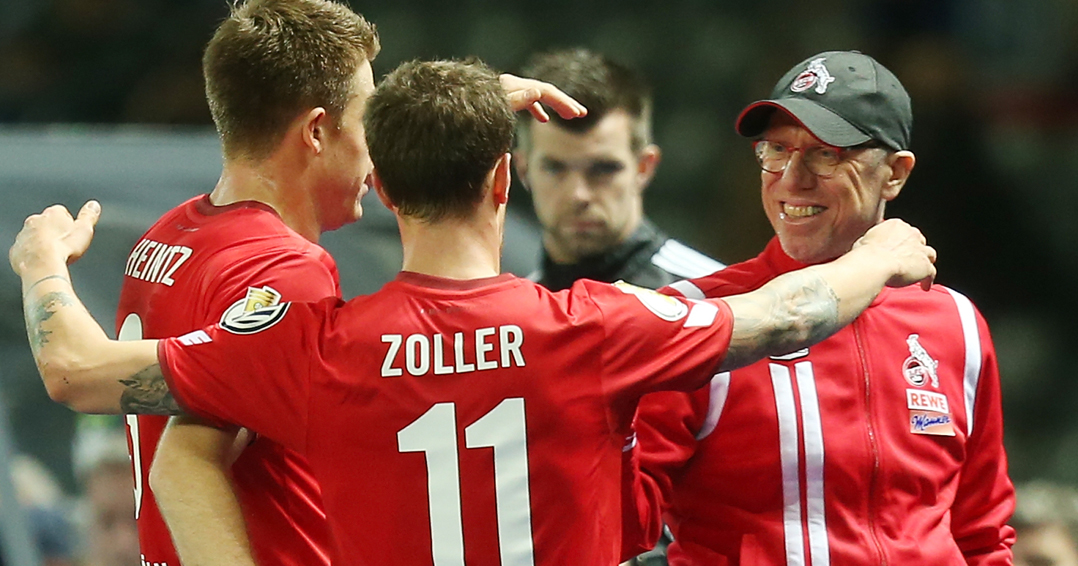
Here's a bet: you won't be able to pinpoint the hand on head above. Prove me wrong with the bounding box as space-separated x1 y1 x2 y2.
10 201 101 277
853 218 937 291
499 73 588 122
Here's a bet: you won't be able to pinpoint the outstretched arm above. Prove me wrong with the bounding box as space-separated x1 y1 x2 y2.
10 201 172 414
719 218 936 371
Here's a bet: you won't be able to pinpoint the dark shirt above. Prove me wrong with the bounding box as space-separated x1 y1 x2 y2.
530 219 724 291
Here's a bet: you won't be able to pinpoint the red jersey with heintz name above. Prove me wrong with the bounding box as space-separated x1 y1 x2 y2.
115 194 340 566
158 273 734 566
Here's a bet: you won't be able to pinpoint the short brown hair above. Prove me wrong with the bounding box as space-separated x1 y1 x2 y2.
516 48 653 152
365 59 515 222
203 0 379 160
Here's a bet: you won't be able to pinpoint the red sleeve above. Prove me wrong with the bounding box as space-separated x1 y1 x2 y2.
159 298 336 452
622 387 711 555
951 310 1016 565
581 280 733 402
204 250 340 324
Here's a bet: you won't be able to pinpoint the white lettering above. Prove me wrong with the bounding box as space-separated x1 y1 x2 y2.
125 239 151 276
500 325 525 368
454 331 475 373
906 389 949 414
131 241 157 279
381 335 403 377
177 330 212 346
475 327 497 371
406 334 430 376
160 246 192 286
143 244 172 282
432 334 453 375
382 326 525 377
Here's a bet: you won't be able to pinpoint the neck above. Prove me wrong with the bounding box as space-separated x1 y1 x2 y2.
397 212 503 280
209 156 321 243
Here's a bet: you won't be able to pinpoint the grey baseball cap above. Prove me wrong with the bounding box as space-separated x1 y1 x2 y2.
735 51 912 151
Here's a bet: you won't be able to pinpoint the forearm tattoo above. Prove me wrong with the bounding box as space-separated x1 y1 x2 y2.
119 364 181 415
24 290 75 355
721 270 840 371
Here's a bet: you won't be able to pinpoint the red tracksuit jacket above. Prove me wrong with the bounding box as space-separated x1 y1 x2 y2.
630 237 1015 566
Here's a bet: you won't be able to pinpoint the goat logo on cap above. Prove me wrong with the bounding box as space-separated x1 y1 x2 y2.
790 57 835 95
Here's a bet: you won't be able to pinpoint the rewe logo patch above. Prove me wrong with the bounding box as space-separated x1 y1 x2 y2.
790 57 835 95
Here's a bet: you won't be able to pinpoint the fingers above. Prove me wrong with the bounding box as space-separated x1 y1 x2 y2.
527 100 550 123
500 73 587 121
920 246 937 291
534 84 587 120
66 201 101 264
506 87 541 113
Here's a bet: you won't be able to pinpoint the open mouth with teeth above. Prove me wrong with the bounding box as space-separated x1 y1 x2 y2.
781 202 826 219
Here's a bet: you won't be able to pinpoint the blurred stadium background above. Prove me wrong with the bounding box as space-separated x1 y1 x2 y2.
2 0 1078 563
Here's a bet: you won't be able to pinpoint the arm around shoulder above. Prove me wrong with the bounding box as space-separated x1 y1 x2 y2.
718 219 936 371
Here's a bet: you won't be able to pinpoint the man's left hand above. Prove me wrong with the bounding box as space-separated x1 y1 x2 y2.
10 200 101 277
500 73 588 122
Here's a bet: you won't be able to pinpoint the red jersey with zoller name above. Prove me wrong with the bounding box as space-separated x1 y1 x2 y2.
158 273 733 566
116 194 340 566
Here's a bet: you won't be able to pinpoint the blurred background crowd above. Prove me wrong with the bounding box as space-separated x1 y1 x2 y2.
2 0 1078 565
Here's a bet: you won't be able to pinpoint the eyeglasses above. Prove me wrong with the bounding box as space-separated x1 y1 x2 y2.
753 140 882 178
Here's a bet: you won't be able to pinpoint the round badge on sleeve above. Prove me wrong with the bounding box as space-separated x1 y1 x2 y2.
614 281 689 322
220 285 291 335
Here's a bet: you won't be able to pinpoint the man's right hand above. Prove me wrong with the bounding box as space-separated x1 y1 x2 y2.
10 200 100 278
853 218 937 291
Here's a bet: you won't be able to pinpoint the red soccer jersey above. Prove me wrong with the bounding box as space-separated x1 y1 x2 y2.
115 195 341 566
158 273 734 566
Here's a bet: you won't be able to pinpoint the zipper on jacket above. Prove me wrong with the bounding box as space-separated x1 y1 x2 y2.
854 320 887 566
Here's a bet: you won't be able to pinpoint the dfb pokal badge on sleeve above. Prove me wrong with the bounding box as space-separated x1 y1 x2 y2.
220 285 290 335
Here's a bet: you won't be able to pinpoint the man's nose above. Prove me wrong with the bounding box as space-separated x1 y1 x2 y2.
776 151 815 190
567 173 593 203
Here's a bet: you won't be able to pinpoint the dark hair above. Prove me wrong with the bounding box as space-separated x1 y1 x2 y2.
203 0 380 160
365 59 516 222
517 48 653 152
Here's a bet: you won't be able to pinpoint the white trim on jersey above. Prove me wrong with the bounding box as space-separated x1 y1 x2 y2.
667 279 706 300
946 287 982 436
696 372 731 440
770 362 830 566
771 365 807 566
795 361 830 566
650 240 725 279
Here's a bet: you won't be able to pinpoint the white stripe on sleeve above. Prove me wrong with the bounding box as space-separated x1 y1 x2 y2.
946 287 982 436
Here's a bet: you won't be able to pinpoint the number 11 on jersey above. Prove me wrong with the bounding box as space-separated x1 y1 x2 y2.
397 398 535 566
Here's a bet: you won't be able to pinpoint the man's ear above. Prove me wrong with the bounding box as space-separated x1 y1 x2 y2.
371 170 397 212
492 153 511 205
300 107 329 154
881 150 916 201
636 144 662 193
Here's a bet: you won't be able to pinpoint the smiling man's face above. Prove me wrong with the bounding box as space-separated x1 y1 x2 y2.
759 112 897 264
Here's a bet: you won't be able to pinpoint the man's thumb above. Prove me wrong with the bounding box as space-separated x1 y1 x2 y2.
76 200 101 226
